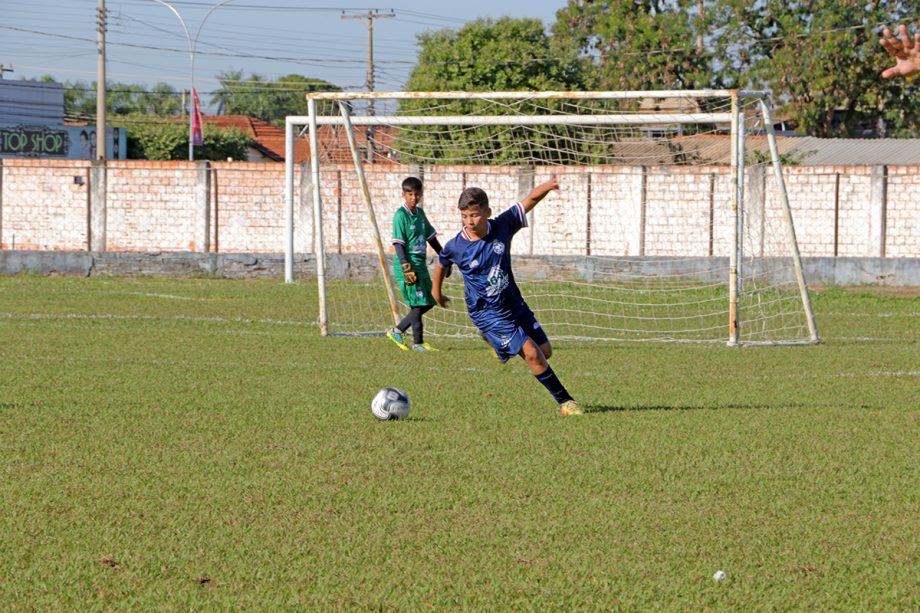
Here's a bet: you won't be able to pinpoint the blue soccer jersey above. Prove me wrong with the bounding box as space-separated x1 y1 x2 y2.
439 202 528 313
439 202 548 361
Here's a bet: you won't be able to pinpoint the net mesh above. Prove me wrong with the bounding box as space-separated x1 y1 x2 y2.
304 92 815 345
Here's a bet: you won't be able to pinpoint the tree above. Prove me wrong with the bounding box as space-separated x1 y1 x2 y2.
551 1 716 91
56 79 181 120
110 115 251 161
714 0 919 137
407 16 590 92
550 0 919 137
212 71 341 125
399 17 594 164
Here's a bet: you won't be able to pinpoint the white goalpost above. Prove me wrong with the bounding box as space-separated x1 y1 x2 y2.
284 90 819 346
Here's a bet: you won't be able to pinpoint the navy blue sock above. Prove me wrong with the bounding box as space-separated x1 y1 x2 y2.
535 366 573 404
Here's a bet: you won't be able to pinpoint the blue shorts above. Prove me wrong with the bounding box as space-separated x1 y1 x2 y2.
472 301 549 363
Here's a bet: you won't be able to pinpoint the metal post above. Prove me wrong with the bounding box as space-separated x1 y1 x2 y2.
149 0 235 161
337 101 401 327
341 10 395 163
728 92 740 345
736 97 746 296
284 118 294 282
759 98 819 343
307 99 328 335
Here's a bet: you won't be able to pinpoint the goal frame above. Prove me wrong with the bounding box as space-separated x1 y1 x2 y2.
283 90 819 346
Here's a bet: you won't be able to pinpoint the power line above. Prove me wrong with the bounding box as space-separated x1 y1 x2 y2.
341 9 395 162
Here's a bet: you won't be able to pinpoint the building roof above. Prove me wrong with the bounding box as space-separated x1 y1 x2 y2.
203 115 300 162
783 137 920 165
660 134 920 166
203 115 920 166
0 80 64 124
203 114 397 164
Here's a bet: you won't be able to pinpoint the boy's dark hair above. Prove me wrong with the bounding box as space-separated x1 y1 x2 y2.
458 187 489 210
402 176 423 193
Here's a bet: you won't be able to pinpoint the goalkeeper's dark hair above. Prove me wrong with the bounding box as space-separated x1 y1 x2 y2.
458 187 489 210
401 176 423 193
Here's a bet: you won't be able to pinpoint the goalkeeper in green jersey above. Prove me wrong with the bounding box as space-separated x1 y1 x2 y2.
387 176 449 352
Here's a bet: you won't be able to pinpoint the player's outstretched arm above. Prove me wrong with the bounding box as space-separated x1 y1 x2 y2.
880 24 920 79
521 176 560 213
428 236 451 277
431 263 451 308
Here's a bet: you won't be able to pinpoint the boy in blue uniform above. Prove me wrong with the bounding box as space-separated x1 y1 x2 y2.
387 176 444 352
431 177 583 416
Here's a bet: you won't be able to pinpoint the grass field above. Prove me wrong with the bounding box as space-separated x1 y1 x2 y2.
0 275 917 609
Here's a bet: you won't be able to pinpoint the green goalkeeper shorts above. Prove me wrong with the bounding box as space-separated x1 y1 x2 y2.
393 258 435 308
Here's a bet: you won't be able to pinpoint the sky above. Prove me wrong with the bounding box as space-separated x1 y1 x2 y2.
2 0 565 111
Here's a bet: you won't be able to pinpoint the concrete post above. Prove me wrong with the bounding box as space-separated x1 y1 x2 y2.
638 166 648 256
89 160 107 251
298 161 313 254
746 165 766 256
517 166 535 254
194 161 210 252
869 165 888 257
623 167 645 256
0 159 4 248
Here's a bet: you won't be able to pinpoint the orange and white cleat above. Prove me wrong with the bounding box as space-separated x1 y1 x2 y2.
558 400 585 416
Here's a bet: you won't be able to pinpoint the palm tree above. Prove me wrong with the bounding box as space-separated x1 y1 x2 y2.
212 69 245 115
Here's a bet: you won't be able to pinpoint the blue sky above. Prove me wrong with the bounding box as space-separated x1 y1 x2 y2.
3 0 564 108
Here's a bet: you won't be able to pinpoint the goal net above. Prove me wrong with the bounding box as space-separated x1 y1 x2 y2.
284 90 819 346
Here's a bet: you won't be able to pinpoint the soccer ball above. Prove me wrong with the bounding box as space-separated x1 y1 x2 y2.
371 387 411 421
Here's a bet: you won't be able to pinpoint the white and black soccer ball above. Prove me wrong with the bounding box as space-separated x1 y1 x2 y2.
371 387 411 421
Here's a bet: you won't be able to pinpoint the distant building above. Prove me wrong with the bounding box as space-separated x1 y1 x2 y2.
204 115 397 164
0 79 64 124
0 79 124 159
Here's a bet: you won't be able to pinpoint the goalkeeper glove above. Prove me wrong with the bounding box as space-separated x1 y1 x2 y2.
401 262 417 285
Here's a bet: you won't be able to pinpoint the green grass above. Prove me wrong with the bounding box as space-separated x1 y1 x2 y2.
0 275 917 609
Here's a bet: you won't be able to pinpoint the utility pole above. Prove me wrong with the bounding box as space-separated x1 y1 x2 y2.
96 0 107 160
342 9 395 163
0 64 13 79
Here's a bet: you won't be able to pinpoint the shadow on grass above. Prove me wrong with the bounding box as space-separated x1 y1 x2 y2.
585 402 878 414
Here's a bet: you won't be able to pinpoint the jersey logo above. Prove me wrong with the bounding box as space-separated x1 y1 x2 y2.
493 242 505 255
485 264 509 297
469 259 479 269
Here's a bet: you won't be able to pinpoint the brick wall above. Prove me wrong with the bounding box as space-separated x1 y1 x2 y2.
106 161 197 252
0 159 90 250
1 159 917 258
886 167 920 257
210 162 294 254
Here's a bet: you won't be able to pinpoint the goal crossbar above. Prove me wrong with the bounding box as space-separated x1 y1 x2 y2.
284 90 820 346
303 89 771 101
290 113 734 126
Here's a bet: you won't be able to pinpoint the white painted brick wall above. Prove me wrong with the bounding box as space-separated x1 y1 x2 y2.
1 160 917 259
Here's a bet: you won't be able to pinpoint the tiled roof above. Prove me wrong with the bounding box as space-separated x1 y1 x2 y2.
203 115 299 162
665 134 920 166
203 114 397 164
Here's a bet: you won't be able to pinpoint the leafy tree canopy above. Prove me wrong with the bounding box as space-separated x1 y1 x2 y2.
49 79 182 120
212 71 341 125
110 115 251 161
407 16 590 92
551 0 919 137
